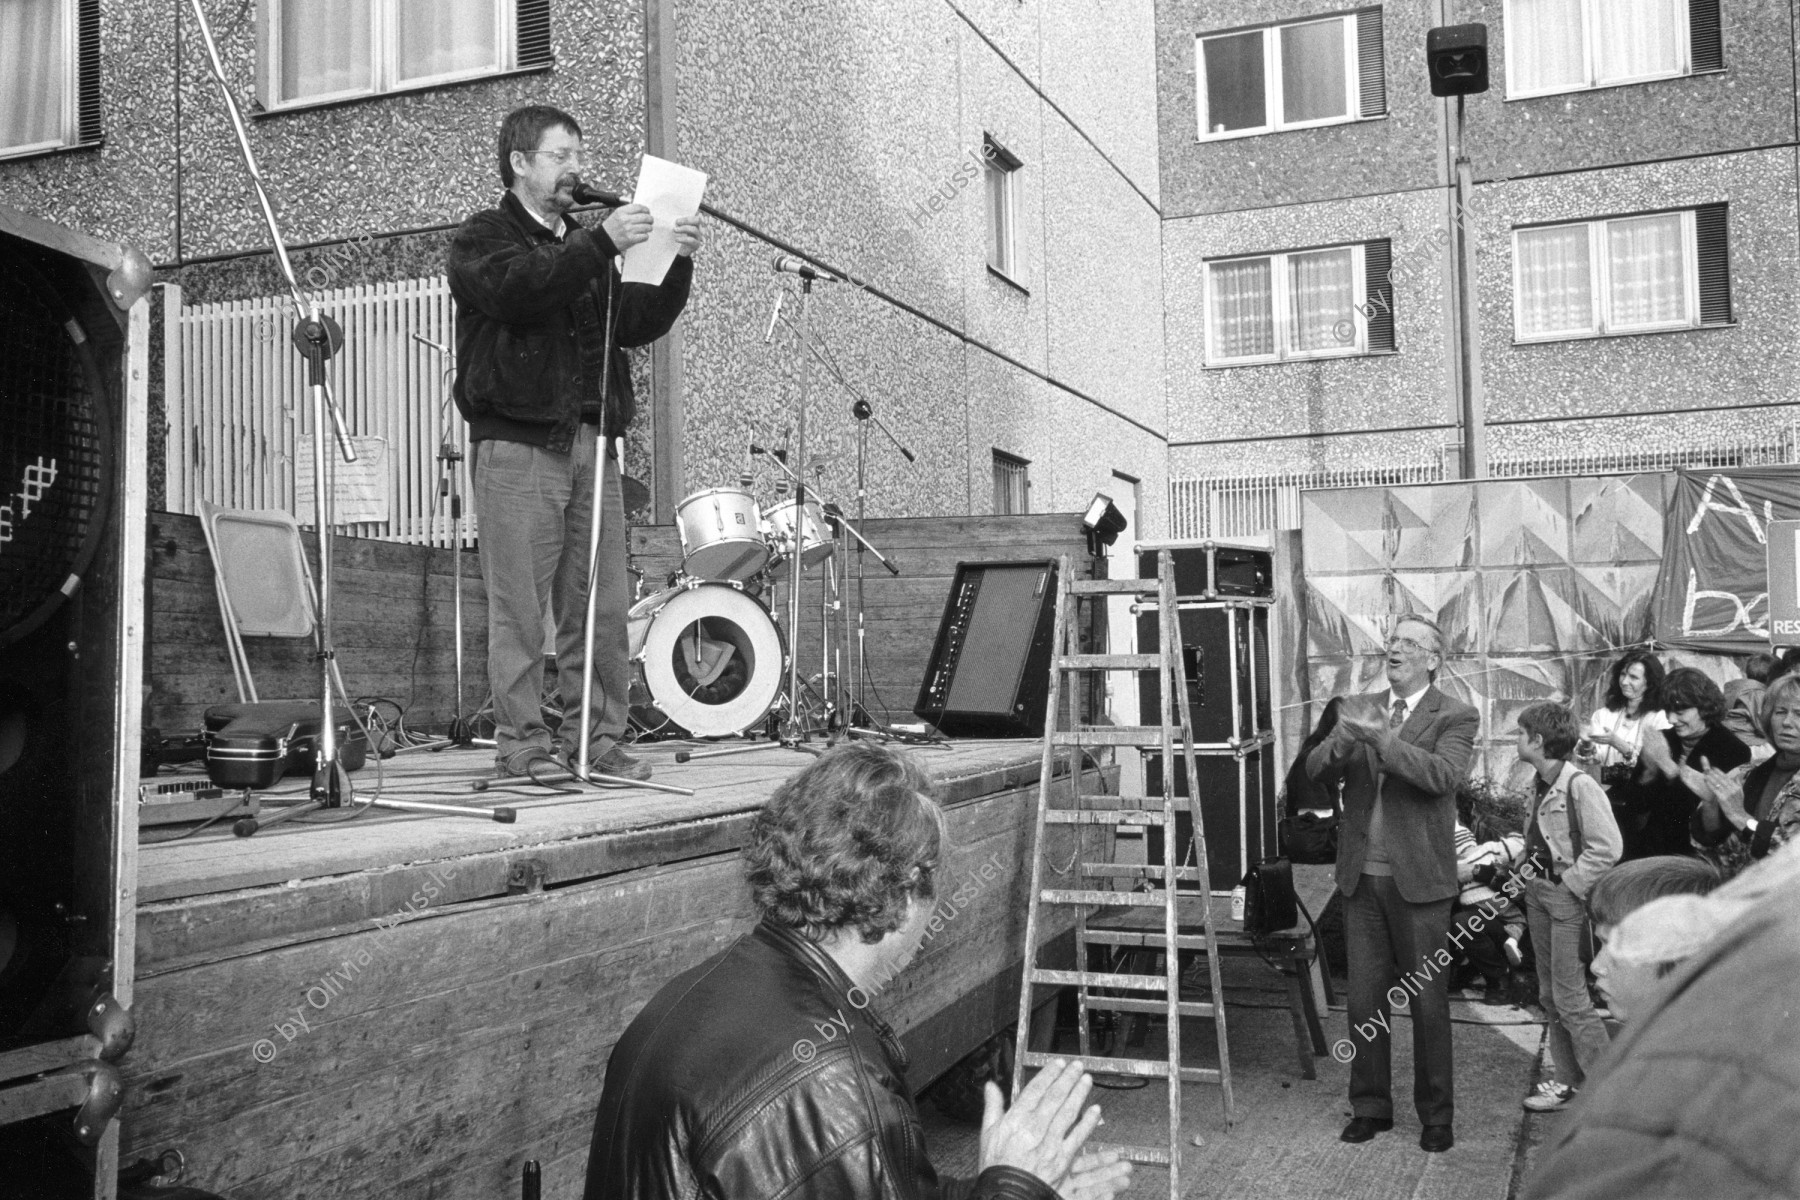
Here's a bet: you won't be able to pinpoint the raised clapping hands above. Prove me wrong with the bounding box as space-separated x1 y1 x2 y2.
1335 696 1389 747
979 1058 1131 1199
1699 757 1751 828
1638 730 1675 777
602 203 654 251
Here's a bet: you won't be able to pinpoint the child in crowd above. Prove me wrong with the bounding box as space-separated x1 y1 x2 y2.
1514 702 1623 1114
1450 815 1527 1003
1584 856 1722 1022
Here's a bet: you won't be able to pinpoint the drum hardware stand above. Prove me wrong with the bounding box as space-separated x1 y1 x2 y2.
188 0 507 831
402 333 496 755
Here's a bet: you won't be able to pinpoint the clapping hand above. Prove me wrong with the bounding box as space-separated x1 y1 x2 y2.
1638 731 1674 777
1699 757 1751 827
980 1058 1124 1196
1336 696 1389 747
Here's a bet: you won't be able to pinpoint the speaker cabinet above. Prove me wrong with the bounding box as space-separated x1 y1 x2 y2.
915 560 1059 737
1136 603 1271 745
1145 747 1279 894
0 208 150 1199
1136 600 1276 891
1427 23 1490 96
1136 540 1271 600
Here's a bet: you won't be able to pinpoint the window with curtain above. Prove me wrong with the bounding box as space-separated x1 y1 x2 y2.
1513 209 1721 341
264 0 532 108
1505 0 1697 97
1197 10 1385 140
1207 244 1370 364
1 0 68 156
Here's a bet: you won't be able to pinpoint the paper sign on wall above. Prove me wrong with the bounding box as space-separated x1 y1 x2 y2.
294 435 391 526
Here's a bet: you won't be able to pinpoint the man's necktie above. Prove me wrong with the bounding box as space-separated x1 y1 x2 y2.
1389 699 1408 731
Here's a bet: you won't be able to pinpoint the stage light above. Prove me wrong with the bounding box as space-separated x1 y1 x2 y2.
1082 493 1128 555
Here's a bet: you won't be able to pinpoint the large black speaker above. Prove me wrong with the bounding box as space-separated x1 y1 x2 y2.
1137 601 1276 890
1145 747 1279 894
915 560 1059 737
1136 603 1271 744
0 212 149 1196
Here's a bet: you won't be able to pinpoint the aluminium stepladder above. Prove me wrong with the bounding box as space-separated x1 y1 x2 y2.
1010 550 1235 1199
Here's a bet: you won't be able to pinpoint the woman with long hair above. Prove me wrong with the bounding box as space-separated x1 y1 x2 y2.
1579 650 1669 859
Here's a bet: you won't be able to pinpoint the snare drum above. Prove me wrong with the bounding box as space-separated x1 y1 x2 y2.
626 583 785 737
674 487 769 582
763 497 834 570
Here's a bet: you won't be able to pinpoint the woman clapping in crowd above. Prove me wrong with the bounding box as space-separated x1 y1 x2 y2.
1578 651 1668 861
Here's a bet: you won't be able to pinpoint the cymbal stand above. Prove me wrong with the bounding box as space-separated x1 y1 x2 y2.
187 0 505 830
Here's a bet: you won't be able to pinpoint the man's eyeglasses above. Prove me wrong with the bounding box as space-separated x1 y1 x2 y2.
1386 636 1434 656
524 148 584 167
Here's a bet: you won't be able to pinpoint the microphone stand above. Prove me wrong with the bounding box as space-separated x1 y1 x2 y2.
187 0 510 830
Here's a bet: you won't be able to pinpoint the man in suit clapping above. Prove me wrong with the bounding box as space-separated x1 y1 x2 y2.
1307 614 1479 1154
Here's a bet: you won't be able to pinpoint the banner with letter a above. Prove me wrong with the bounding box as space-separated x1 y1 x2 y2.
1652 465 1800 654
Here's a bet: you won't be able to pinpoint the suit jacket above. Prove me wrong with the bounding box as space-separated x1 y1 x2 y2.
1305 684 1480 903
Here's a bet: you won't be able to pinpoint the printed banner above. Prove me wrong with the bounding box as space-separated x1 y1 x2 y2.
1651 466 1800 654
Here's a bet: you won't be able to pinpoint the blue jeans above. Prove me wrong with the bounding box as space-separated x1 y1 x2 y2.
1524 875 1611 1086
472 431 630 761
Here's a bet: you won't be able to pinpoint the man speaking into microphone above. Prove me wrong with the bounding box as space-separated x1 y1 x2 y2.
448 103 701 782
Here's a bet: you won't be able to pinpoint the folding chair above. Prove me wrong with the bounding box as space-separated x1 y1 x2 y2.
195 499 352 708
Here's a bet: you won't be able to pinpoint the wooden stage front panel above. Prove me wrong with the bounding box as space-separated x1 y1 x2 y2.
124 739 1108 1198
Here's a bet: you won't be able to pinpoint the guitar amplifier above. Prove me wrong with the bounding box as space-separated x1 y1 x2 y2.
914 560 1059 737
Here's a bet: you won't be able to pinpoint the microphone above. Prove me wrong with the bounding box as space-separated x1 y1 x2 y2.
571 181 630 208
772 254 838 283
411 333 449 354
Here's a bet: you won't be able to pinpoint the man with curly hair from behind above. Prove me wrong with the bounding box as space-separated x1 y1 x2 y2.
582 742 1132 1200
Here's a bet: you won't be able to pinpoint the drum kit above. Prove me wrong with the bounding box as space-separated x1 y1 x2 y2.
629 465 890 744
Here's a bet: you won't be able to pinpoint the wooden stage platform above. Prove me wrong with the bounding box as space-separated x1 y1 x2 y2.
123 737 1103 1199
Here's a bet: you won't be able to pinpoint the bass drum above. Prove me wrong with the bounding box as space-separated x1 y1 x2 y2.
627 583 785 738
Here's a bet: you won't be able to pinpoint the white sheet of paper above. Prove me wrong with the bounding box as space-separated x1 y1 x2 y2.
622 154 708 285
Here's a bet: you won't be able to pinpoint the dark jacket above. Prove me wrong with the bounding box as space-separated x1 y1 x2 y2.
1522 850 1800 1198
1305 684 1480 903
447 191 692 448
583 920 1055 1200
1639 724 1749 858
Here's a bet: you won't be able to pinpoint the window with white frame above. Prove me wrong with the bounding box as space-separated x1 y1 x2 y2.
1512 205 1733 341
1205 241 1395 365
260 0 552 109
1197 8 1387 140
0 0 98 158
984 136 1022 281
1504 0 1722 98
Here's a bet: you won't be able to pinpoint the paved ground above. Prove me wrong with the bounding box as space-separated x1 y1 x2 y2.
920 957 1560 1200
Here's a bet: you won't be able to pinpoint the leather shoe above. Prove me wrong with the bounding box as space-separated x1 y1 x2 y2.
1339 1116 1393 1143
1420 1124 1455 1153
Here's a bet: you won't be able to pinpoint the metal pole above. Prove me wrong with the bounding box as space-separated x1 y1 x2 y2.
1454 95 1487 478
785 280 812 740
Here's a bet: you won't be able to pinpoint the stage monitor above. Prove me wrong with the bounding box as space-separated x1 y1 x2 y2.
915 560 1058 738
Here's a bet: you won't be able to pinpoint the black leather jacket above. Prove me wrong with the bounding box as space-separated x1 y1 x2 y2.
583 920 1057 1200
447 191 692 448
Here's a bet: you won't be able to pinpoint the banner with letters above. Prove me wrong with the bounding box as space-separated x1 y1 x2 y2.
1651 465 1800 654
